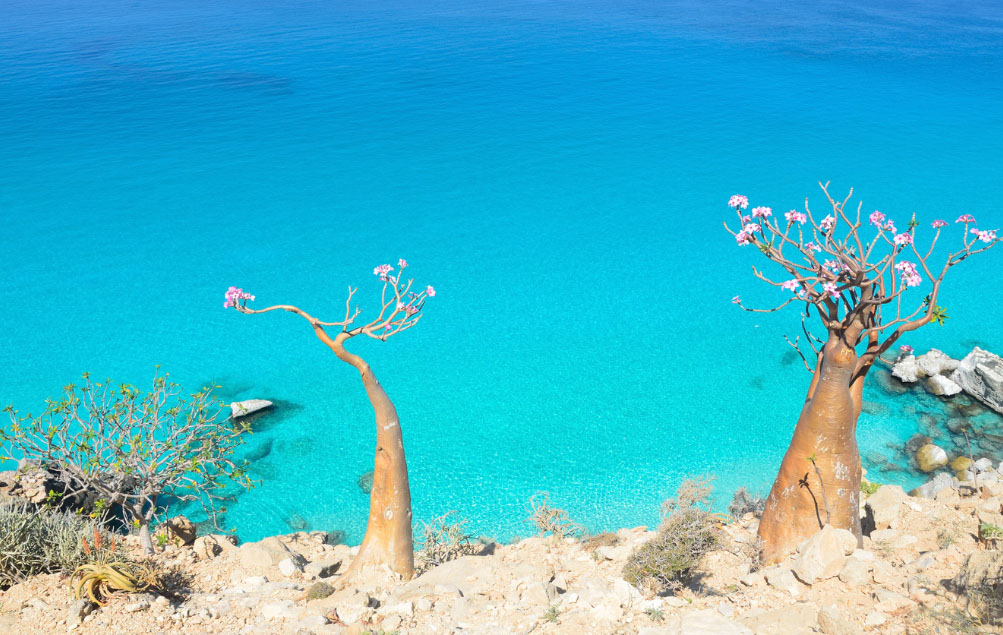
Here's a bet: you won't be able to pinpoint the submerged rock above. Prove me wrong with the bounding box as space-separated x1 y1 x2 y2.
951 347 1003 415
230 399 274 419
357 470 374 495
915 444 948 473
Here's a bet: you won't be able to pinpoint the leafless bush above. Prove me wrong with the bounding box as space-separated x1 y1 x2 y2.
527 493 584 539
728 487 766 520
416 511 480 573
661 475 714 517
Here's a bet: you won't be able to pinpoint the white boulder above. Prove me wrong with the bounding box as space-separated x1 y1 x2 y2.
892 354 921 383
951 347 1003 414
926 373 962 396
230 399 274 418
792 525 854 585
916 349 959 377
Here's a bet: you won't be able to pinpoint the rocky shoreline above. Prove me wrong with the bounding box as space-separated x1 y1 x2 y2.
3 470 1003 634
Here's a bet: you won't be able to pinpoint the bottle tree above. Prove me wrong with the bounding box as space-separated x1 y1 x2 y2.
224 260 435 581
725 183 999 563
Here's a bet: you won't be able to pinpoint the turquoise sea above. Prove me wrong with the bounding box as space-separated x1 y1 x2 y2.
2 0 1003 543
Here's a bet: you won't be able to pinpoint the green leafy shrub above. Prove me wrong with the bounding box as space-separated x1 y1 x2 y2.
2 371 255 553
860 480 881 496
0 500 108 589
623 477 720 595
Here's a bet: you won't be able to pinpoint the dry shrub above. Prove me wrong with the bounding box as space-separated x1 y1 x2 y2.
527 493 584 539
624 477 719 595
728 487 766 520
416 511 480 573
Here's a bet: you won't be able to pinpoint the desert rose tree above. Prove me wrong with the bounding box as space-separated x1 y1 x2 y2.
725 183 999 563
224 260 434 581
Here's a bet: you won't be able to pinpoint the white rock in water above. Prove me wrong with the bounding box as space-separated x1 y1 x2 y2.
926 374 962 396
916 444 948 472
951 347 1003 414
892 354 921 383
230 399 273 418
916 349 959 377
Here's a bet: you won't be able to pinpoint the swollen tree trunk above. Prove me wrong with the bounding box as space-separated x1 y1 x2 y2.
318 329 415 581
757 335 864 564
139 520 154 554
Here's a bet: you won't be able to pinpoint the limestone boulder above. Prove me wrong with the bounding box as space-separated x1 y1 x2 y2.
230 399 273 419
953 550 1003 592
792 525 854 585
951 347 1003 414
239 536 306 571
926 374 962 396
864 485 907 530
892 354 921 383
910 472 957 498
680 609 753 635
165 515 197 546
916 349 959 377
915 444 948 472
192 534 238 560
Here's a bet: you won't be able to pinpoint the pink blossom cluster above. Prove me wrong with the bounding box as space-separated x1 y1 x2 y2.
731 295 741 304
223 286 254 309
373 264 394 280
931 219 947 228
893 232 913 247
804 241 822 253
899 344 913 353
822 282 839 299
781 279 798 291
883 219 897 233
728 195 749 210
956 214 976 224
894 261 922 287
751 206 772 219
972 228 998 243
785 209 807 224
820 215 836 230
735 223 761 246
869 210 885 227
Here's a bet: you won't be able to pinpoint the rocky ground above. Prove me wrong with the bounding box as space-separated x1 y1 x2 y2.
3 472 1003 635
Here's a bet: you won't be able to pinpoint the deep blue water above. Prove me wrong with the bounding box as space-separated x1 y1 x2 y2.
2 0 1003 543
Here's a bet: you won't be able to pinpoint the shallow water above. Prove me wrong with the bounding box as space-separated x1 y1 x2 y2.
2 0 1003 543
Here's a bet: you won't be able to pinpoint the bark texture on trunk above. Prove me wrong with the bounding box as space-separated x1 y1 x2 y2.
316 329 415 581
757 335 864 564
139 522 154 555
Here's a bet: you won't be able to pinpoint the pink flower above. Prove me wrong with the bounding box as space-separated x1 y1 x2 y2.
426 285 436 297
883 220 896 234
223 286 254 309
735 230 752 245
742 215 751 223
899 344 913 353
785 210 807 224
751 206 772 219
820 215 835 230
869 210 885 227
729 195 749 210
822 282 839 298
893 232 913 246
931 219 947 228
731 295 741 304
972 228 997 243
781 279 798 291
373 264 393 280
398 259 408 268
804 241 822 253
956 214 976 224
894 261 922 287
